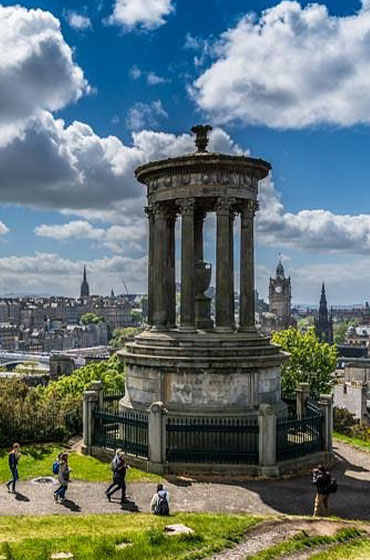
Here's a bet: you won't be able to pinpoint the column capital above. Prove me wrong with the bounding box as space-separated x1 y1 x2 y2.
216 197 236 215
145 204 156 223
177 198 195 215
242 200 260 217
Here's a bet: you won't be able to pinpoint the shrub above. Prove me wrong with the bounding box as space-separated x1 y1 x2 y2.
333 406 357 435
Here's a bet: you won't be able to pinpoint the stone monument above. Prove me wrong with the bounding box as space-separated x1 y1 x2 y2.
120 125 287 420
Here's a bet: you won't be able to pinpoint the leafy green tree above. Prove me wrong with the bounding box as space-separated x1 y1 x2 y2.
130 310 142 324
81 312 105 325
333 319 359 345
272 327 337 399
109 327 143 348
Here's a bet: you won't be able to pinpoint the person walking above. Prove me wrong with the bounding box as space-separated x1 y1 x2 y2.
312 464 334 516
5 443 21 494
54 452 71 503
105 452 129 504
150 483 170 515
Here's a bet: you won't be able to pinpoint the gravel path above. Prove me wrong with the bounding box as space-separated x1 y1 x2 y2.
0 440 369 519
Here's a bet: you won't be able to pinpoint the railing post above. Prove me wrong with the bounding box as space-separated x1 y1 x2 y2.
81 390 99 456
148 402 167 468
296 382 310 417
258 404 278 476
319 393 333 452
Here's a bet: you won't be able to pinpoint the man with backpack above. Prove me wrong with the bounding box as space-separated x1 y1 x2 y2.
105 451 129 504
312 464 337 516
150 483 170 515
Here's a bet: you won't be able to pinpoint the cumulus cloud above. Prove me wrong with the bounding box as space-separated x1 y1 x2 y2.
64 11 92 31
192 0 370 128
125 100 168 130
35 220 146 254
0 252 147 296
0 5 89 145
0 222 9 236
129 65 142 80
106 0 174 31
257 176 370 254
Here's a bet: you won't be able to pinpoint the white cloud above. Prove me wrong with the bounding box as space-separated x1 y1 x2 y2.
0 222 9 236
126 100 168 130
35 220 146 254
0 5 89 145
192 0 370 128
106 0 174 31
65 11 92 31
146 72 170 85
257 175 370 254
129 65 142 79
0 252 148 296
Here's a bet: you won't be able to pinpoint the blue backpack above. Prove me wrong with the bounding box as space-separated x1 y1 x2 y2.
52 461 60 475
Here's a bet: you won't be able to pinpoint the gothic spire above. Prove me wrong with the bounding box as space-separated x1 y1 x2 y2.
319 282 328 322
276 259 285 279
80 265 90 298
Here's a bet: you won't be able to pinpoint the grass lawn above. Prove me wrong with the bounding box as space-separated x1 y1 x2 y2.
333 431 370 453
309 538 370 559
0 445 161 484
0 512 263 560
247 527 364 560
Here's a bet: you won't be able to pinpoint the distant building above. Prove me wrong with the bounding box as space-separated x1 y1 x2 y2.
314 283 333 343
268 260 292 329
80 266 90 298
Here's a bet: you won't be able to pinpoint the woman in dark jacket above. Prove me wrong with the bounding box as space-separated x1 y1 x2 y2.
106 452 129 504
6 443 21 494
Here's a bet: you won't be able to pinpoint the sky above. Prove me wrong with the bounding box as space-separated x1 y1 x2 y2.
1 0 370 304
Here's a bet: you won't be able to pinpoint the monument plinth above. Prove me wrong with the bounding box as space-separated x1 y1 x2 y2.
120 125 287 419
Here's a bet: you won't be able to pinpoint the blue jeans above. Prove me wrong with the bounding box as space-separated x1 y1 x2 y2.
6 467 18 492
55 484 67 499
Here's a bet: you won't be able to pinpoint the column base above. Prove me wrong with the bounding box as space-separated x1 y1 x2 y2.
214 326 234 333
238 325 257 333
178 325 197 333
151 325 171 332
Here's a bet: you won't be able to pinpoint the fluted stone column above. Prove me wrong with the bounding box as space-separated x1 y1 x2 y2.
239 200 258 331
167 209 177 328
216 198 235 331
152 203 169 330
178 198 195 330
194 209 206 263
145 205 155 326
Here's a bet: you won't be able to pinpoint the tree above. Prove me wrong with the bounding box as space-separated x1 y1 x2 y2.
109 327 143 348
81 312 105 325
333 319 359 345
271 327 337 400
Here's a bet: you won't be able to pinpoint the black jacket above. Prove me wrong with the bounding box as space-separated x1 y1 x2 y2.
8 452 19 470
312 469 331 495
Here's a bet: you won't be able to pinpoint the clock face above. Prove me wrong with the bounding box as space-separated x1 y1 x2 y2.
275 286 282 294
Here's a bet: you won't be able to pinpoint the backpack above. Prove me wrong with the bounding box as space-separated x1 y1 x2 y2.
154 492 169 516
52 461 60 475
326 476 338 494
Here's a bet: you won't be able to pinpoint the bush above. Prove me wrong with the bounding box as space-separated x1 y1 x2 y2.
333 406 357 435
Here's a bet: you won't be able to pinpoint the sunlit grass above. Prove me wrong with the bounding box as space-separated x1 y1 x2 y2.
0 444 161 484
333 431 370 453
0 512 263 559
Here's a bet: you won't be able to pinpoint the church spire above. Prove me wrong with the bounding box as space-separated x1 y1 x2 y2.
80 265 90 298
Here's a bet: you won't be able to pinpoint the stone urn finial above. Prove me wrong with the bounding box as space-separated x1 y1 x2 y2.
191 124 213 153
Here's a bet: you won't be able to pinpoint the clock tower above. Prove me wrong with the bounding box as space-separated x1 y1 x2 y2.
269 260 291 329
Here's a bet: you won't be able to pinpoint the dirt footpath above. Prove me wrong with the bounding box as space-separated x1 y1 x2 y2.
0 440 369 519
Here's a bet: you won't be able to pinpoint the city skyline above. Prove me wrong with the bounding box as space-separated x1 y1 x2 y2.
1 0 370 302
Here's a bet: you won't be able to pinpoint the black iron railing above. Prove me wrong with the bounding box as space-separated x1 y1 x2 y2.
102 393 125 415
276 408 324 462
93 409 148 459
166 416 259 464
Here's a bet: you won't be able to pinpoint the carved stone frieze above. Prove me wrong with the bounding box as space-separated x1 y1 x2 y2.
147 172 254 193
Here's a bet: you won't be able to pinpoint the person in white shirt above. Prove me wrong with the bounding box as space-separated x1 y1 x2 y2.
150 483 170 515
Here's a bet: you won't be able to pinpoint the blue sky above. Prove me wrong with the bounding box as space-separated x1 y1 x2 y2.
1 0 370 303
